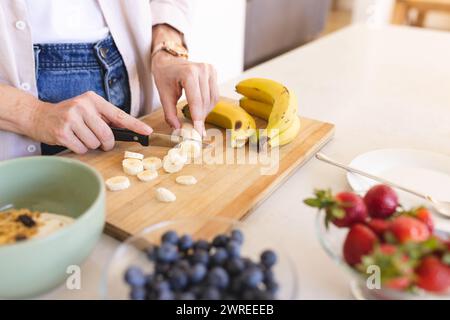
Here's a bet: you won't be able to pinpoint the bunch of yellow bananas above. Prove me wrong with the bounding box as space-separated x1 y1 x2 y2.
182 78 300 148
236 78 300 147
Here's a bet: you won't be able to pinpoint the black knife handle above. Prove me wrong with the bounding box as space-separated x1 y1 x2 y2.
111 127 149 146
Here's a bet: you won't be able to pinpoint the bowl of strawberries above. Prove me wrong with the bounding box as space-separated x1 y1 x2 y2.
305 184 450 300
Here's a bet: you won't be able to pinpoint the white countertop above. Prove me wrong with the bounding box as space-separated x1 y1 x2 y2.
44 24 450 299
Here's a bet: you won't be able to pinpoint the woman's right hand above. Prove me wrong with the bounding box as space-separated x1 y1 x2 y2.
27 91 153 154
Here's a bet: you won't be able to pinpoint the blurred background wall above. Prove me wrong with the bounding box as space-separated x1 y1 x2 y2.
187 0 450 84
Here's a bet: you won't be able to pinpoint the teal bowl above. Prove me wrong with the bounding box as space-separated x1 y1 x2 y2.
0 156 105 299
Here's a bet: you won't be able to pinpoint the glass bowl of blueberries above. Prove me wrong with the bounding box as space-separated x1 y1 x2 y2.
101 217 298 300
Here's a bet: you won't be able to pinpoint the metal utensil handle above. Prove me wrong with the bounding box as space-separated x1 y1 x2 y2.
315 152 428 200
111 127 149 146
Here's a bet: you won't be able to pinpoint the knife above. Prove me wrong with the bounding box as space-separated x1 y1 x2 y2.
111 127 210 148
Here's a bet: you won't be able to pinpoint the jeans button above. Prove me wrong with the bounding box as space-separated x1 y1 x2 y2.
99 47 108 59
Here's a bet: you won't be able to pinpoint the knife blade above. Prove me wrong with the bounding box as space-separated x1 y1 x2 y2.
111 127 210 148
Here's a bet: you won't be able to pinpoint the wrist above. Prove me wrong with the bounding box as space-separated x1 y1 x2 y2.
22 98 48 138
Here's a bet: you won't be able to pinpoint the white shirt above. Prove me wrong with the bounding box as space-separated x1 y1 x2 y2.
0 0 191 160
25 0 110 44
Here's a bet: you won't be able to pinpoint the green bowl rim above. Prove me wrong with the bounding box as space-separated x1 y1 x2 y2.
0 156 105 250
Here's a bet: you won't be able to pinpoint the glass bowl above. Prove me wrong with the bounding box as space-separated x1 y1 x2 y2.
315 211 449 300
101 217 298 299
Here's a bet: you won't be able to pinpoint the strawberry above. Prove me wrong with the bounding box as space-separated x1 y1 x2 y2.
343 224 378 265
408 207 434 232
304 189 368 228
388 216 430 244
416 256 450 293
367 218 391 237
363 185 398 219
358 243 414 291
384 277 411 290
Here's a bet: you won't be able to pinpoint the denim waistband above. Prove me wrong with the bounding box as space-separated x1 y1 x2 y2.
33 34 121 69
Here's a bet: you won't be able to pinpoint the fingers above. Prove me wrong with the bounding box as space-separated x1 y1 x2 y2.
72 117 101 150
182 73 205 136
208 66 219 113
93 95 153 135
83 112 115 151
160 94 181 129
64 130 88 154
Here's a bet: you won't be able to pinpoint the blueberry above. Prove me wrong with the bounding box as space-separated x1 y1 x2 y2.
145 245 157 261
178 234 194 251
124 266 146 287
263 269 275 284
155 262 171 275
242 257 257 269
211 248 228 265
177 292 195 300
241 289 255 300
207 267 229 289
230 229 244 244
212 234 229 247
191 249 209 265
201 286 221 300
153 280 170 293
266 280 279 294
189 263 207 284
161 230 179 245
157 289 174 300
130 286 146 300
193 239 210 251
229 276 244 293
226 257 245 275
157 243 179 263
174 259 190 271
260 250 277 268
226 240 240 258
168 268 188 290
242 267 263 288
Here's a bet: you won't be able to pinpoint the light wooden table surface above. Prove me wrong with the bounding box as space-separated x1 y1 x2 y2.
43 24 450 299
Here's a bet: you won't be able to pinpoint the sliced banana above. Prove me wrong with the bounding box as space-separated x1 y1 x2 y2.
167 148 188 165
137 169 158 182
179 140 201 159
163 155 184 173
179 123 202 142
122 158 144 175
124 151 144 160
155 187 176 203
143 157 162 171
175 175 197 186
105 176 130 191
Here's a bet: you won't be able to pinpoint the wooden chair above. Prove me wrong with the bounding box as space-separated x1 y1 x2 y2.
392 0 450 26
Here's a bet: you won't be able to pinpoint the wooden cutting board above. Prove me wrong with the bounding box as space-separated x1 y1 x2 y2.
65 101 334 241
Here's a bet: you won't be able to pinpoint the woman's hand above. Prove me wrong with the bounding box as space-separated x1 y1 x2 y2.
152 52 219 136
28 91 153 154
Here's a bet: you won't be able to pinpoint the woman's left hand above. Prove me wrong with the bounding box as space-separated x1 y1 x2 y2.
152 52 219 136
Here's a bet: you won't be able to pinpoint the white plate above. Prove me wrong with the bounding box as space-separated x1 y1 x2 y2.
347 148 450 233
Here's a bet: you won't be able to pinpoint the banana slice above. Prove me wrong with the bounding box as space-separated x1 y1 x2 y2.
124 151 144 160
155 187 176 203
163 155 184 173
105 176 130 191
122 158 144 175
143 157 162 171
175 175 197 186
137 169 158 182
180 124 202 142
167 148 188 165
179 140 201 159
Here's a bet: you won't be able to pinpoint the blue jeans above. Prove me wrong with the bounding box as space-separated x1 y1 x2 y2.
33 34 131 155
